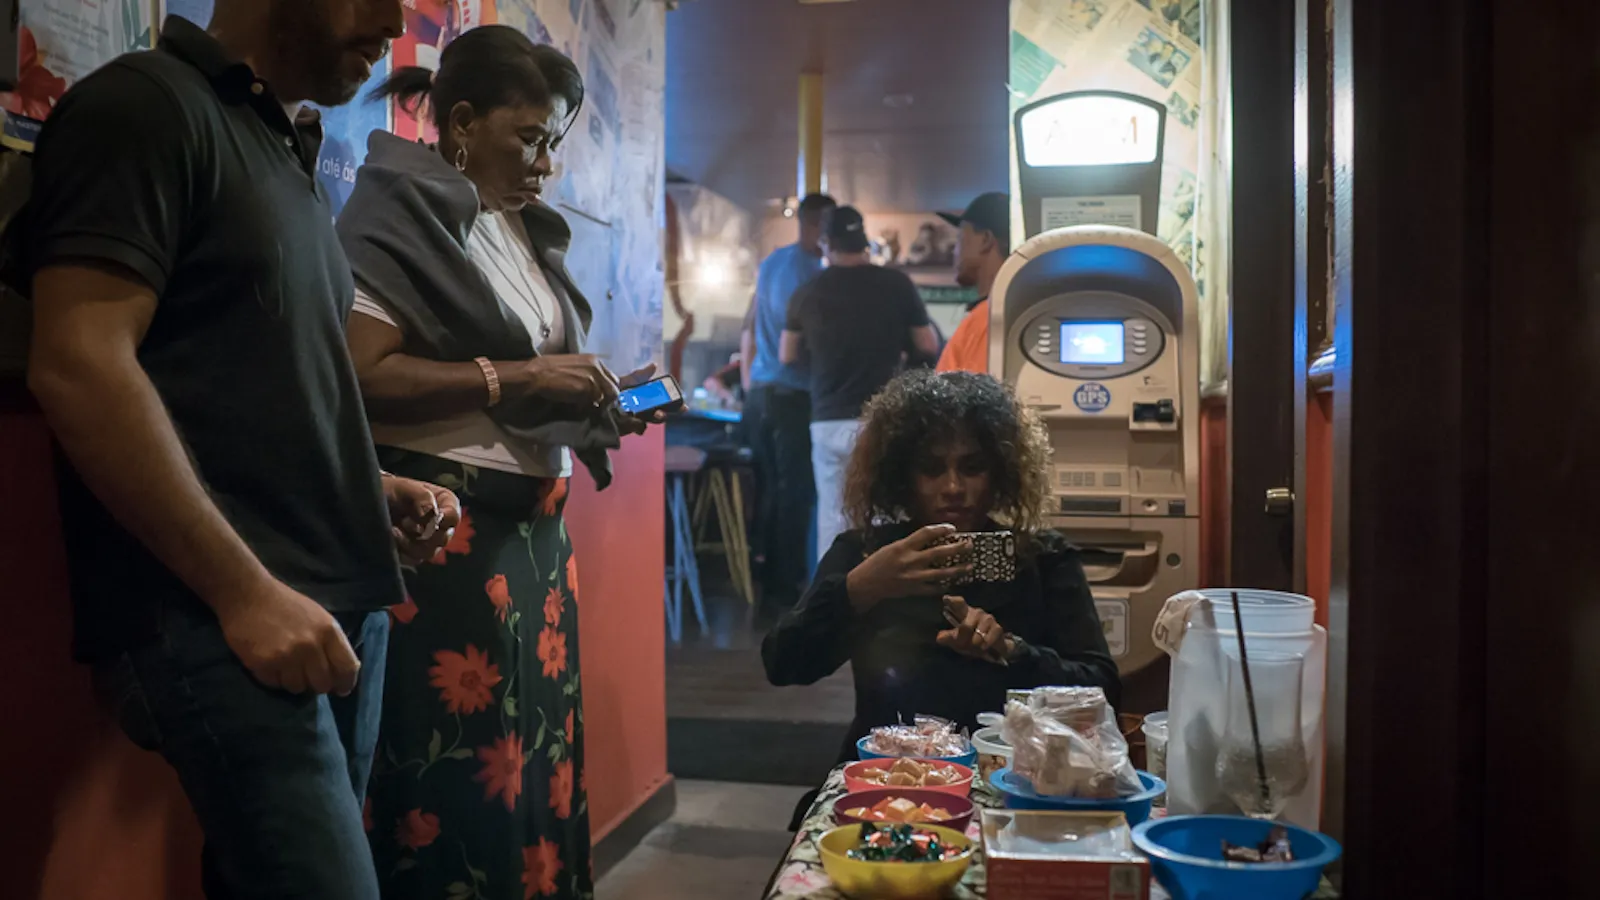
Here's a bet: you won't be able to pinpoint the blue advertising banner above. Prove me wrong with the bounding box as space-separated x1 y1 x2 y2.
311 63 392 216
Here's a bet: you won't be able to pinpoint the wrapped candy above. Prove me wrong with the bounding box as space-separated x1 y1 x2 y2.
1221 826 1295 863
865 715 971 759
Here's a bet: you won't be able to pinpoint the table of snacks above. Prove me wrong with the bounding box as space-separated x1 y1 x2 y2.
762 765 1339 900
764 764 996 900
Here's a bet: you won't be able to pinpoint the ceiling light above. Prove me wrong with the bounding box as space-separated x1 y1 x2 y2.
883 93 915 109
697 257 732 287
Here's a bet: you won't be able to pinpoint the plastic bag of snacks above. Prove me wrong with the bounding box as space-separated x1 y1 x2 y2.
1000 686 1143 798
865 715 971 759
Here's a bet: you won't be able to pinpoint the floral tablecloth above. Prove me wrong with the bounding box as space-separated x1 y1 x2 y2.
762 765 1338 900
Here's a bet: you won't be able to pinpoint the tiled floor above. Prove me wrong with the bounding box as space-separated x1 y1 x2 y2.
597 780 805 900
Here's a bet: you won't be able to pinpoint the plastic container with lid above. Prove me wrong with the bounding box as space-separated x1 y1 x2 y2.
1195 588 1316 635
971 712 1013 794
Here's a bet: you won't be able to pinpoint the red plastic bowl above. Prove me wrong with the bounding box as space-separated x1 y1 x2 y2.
831 788 976 834
842 758 975 797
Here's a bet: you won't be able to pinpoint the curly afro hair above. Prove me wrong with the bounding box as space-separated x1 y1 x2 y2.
842 369 1054 547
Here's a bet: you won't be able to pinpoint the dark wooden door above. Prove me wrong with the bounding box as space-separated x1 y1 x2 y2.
1229 0 1299 591
1322 0 1598 893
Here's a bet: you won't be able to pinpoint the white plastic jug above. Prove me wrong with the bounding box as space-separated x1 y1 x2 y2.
1165 590 1326 830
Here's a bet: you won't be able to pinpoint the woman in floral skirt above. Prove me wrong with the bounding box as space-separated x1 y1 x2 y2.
338 27 657 900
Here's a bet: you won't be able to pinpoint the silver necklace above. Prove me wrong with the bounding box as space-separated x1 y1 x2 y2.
477 212 553 342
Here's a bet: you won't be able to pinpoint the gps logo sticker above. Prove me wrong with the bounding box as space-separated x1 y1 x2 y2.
1074 382 1111 413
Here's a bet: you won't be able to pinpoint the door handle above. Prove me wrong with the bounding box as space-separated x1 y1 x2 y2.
1264 487 1295 515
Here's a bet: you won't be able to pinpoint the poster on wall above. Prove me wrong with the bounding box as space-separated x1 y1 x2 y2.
0 0 156 150
866 213 959 275
313 62 394 215
390 0 497 142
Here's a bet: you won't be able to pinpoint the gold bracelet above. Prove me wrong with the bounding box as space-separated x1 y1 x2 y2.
474 357 502 407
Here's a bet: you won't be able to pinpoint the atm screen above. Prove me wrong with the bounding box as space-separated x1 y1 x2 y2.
1060 321 1125 365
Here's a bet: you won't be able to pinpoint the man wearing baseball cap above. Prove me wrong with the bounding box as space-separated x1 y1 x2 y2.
780 205 939 558
936 192 1011 374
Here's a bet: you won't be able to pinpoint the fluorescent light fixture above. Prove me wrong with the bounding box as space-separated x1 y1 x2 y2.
1019 95 1160 167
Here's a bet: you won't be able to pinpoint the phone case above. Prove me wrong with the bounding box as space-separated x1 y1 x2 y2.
934 531 1018 584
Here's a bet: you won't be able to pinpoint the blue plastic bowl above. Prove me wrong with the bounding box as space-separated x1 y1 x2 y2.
855 736 978 768
988 767 1165 825
1132 815 1342 900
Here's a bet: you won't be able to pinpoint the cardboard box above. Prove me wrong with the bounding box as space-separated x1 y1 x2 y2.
982 809 1151 900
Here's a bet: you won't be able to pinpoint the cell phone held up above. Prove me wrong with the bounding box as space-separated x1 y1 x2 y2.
617 374 684 417
933 530 1018 585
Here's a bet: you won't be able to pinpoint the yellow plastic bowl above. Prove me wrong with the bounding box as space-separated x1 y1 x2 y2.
817 823 975 899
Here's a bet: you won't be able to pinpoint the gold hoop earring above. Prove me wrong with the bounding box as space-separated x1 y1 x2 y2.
454 144 469 172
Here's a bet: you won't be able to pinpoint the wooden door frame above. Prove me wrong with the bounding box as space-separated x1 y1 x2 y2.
1227 0 1299 591
1292 0 1329 598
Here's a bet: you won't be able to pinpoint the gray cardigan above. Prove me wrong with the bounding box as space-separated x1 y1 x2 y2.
337 131 620 489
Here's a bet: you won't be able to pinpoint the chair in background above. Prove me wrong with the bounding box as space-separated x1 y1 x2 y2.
691 443 756 605
664 444 708 643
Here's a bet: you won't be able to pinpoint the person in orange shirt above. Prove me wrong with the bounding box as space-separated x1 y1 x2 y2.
936 192 1011 375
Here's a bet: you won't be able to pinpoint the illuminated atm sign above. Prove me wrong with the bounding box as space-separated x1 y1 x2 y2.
1013 91 1167 240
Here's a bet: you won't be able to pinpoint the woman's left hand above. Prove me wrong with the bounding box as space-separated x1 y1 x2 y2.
384 475 462 565
937 595 1013 662
616 363 668 435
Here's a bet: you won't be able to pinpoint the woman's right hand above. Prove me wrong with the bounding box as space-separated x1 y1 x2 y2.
845 523 973 611
509 354 621 407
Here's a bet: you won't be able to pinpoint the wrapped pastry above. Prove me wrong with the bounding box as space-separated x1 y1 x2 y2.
1000 686 1144 798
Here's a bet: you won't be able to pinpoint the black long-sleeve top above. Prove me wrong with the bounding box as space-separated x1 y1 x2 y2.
762 524 1122 764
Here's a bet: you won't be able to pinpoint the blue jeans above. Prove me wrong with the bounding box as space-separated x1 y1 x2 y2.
749 384 815 606
91 599 389 900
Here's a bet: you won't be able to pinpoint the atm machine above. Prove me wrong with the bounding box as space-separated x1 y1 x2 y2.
990 91 1200 675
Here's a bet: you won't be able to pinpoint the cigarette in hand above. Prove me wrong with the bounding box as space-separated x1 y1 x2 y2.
413 506 442 541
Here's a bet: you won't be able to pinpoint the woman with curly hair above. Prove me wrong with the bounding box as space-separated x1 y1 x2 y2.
762 369 1120 764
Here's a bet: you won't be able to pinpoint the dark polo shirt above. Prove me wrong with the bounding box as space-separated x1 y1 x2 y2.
26 17 403 661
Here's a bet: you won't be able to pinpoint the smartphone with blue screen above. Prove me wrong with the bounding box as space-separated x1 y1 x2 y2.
617 374 684 416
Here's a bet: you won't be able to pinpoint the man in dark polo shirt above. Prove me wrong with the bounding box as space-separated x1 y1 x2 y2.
22 3 457 897
780 206 939 557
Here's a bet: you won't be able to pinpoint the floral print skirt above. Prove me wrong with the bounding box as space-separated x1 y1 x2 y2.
368 448 592 900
